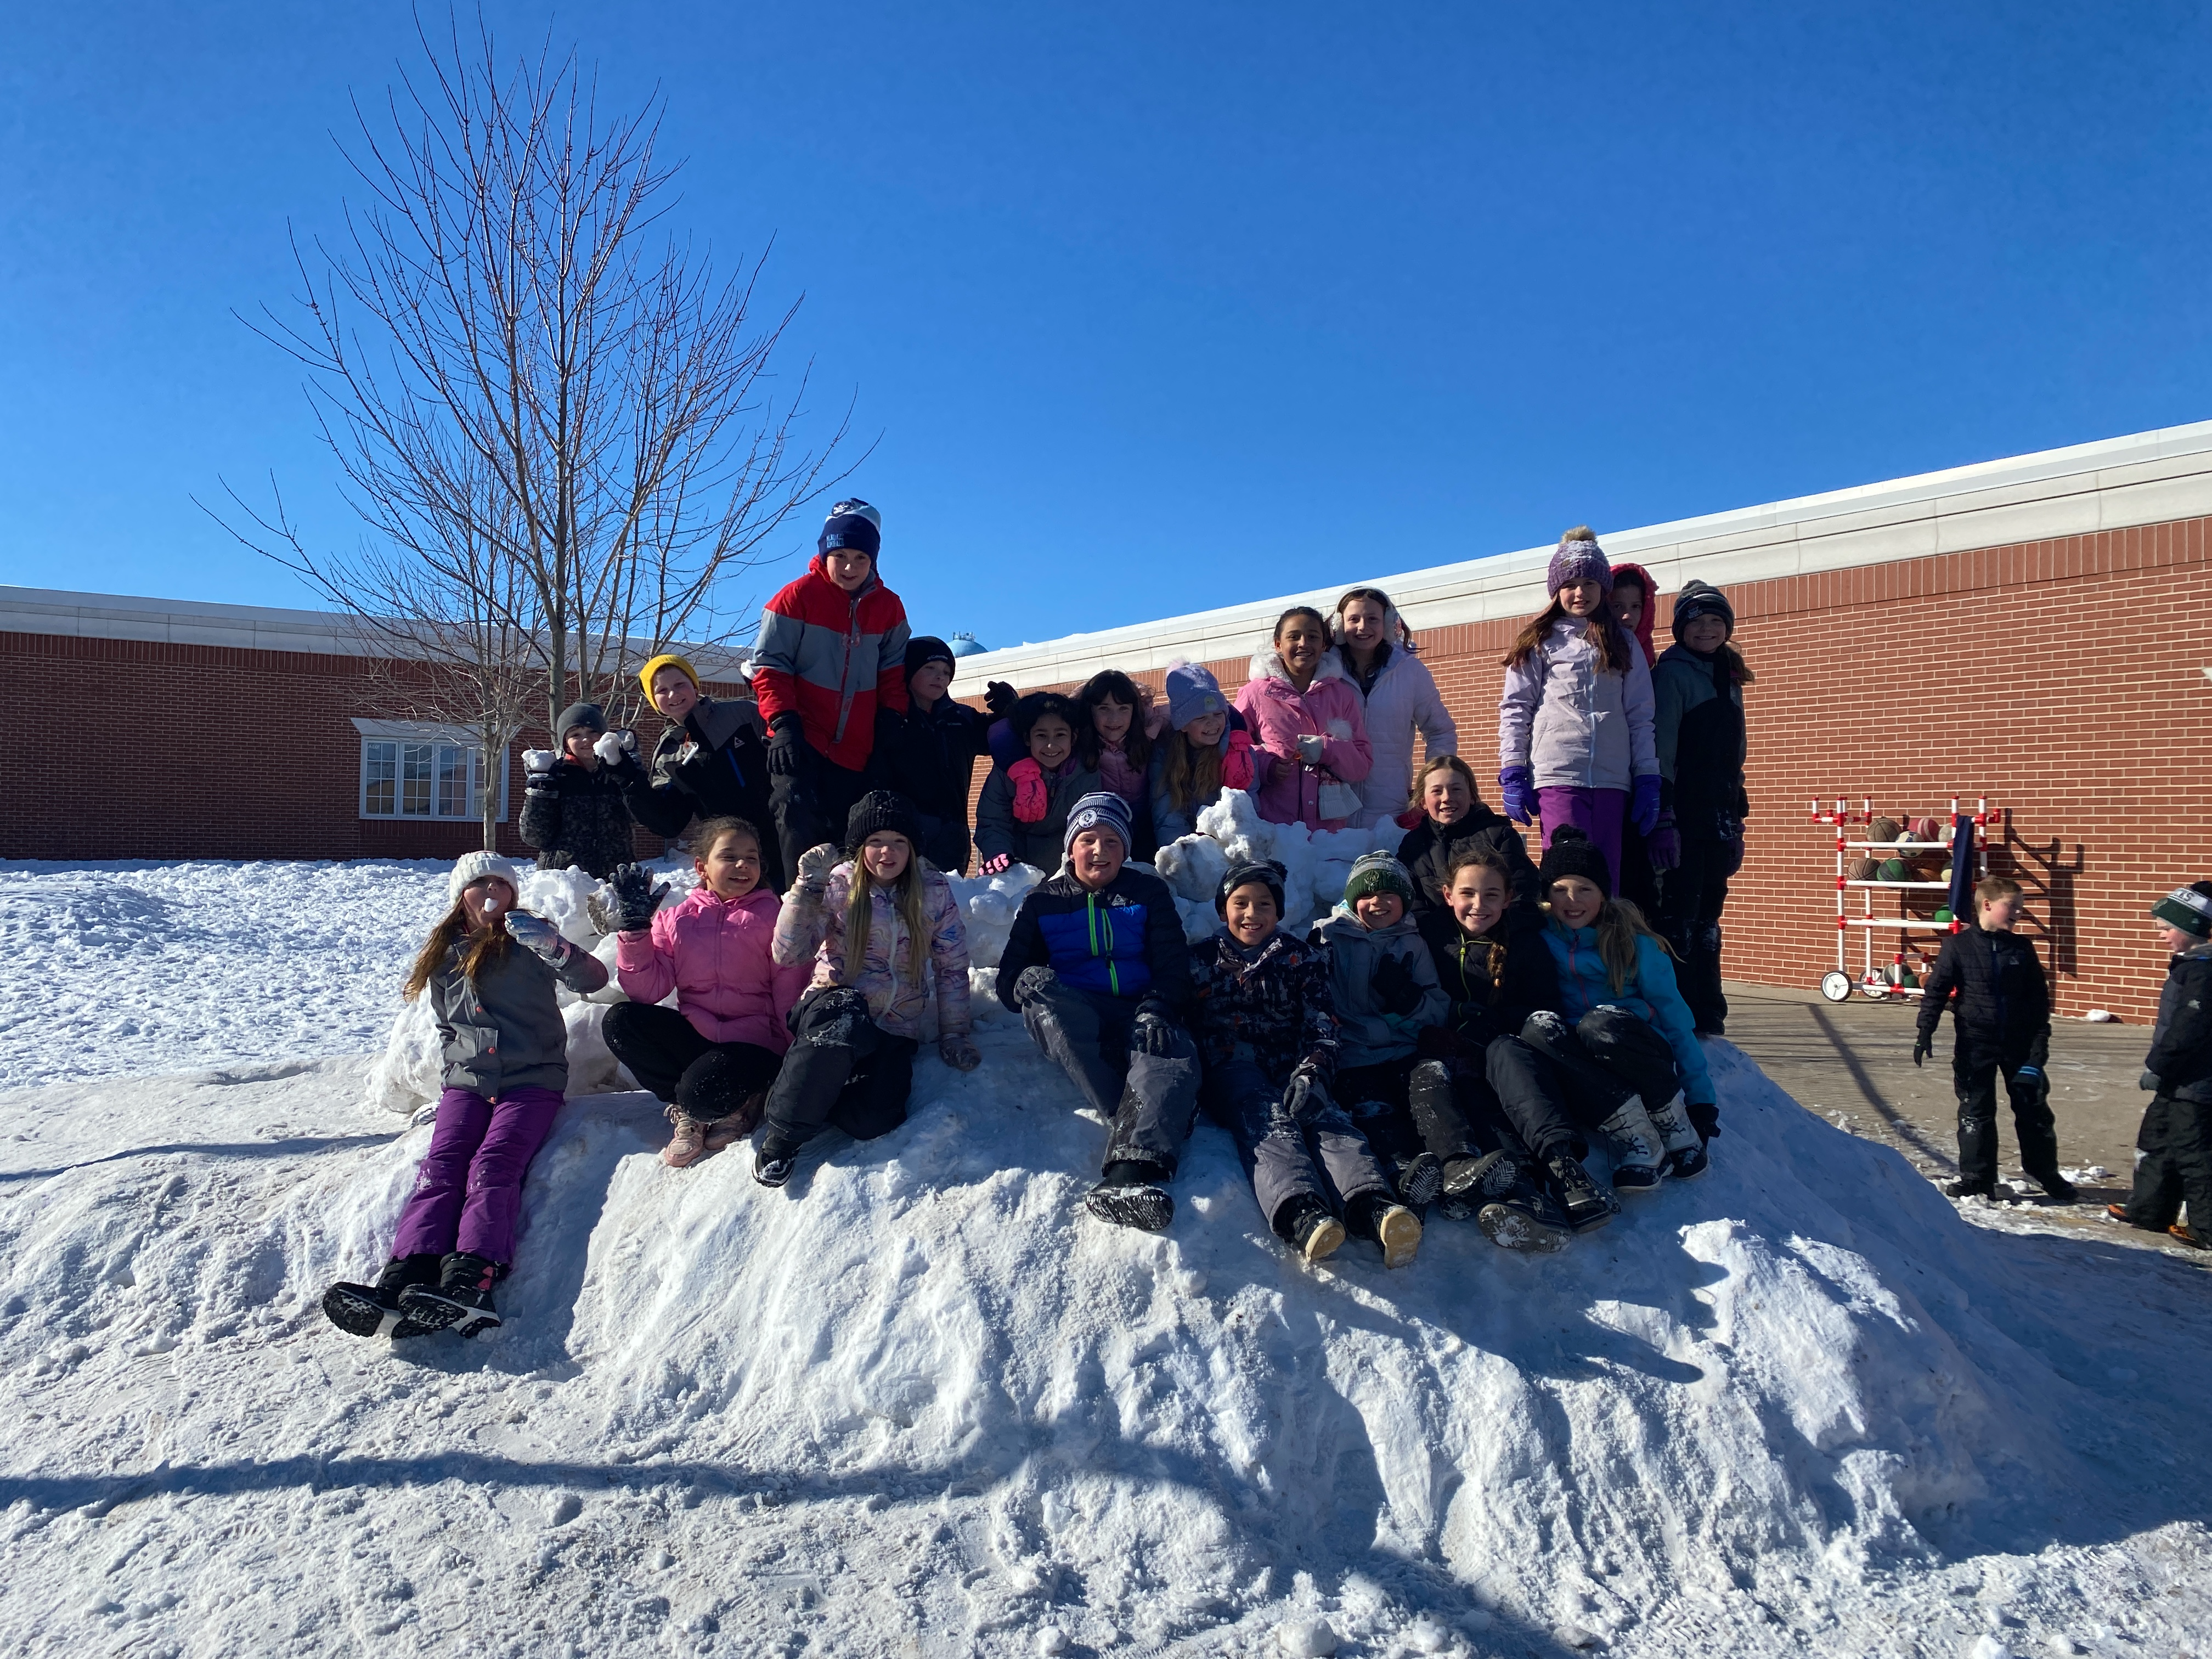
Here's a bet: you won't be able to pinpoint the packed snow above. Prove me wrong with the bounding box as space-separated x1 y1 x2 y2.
0 827 2208 1657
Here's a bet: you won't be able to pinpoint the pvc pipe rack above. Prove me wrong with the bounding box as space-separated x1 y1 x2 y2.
1809 798 2005 1003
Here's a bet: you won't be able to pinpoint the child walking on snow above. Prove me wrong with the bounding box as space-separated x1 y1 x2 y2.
323 853 608 1340
1189 860 1423 1268
601 818 812 1169
761 792 979 1189
1497 528 1660 893
2111 882 2212 1246
1148 661 1263 845
976 692 1104 874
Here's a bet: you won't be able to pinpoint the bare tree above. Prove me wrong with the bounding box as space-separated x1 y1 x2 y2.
210 10 848 766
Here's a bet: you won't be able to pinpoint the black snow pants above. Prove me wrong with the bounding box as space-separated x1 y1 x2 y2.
2121 1092 2212 1232
1953 1046 2062 1189
769 747 873 895
602 1002 784 1123
758 989 918 1159
1518 1006 1700 1136
1022 980 1201 1176
1656 834 1731 1035
1338 1045 1581 1176
1202 1059 1391 1238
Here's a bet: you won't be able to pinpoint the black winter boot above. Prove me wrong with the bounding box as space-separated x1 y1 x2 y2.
1543 1153 1617 1234
1440 1149 1522 1203
322 1254 443 1340
399 1252 504 1337
1086 1160 1175 1232
1477 1177 1572 1254
1276 1194 1345 1264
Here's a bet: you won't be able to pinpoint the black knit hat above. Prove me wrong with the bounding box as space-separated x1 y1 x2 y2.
554 701 606 738
1537 827 1612 900
844 789 923 856
1670 579 1735 641
1216 859 1288 917
905 635 956 684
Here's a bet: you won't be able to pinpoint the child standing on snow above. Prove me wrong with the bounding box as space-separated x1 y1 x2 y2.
601 818 812 1169
1394 754 1541 916
760 792 979 1188
975 692 1103 874
2111 882 2212 1246
885 635 993 875
1607 562 1662 916
1525 830 1712 1188
1913 876 2074 1203
1238 606 1373 832
1149 661 1263 845
519 702 643 879
998 792 1203 1231
1329 586 1457 828
1189 860 1423 1268
1497 528 1661 893
1076 670 1167 862
322 853 608 1340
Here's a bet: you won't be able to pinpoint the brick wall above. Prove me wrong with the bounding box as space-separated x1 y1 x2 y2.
966 516 2212 1023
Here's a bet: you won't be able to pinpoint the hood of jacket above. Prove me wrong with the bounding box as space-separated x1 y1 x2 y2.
1248 643 1354 693
1611 561 1660 667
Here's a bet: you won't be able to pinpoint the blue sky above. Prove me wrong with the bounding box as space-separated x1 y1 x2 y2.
3 2 2209 650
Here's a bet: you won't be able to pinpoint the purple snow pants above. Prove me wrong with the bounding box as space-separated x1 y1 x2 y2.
1536 786 1628 893
391 1086 563 1265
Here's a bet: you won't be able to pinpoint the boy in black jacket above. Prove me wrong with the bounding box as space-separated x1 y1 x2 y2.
886 636 993 874
998 793 1201 1232
2111 882 2212 1248
1914 876 2074 1201
518 702 643 879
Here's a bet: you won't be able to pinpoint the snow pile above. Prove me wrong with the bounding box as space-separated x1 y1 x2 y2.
1154 789 1408 940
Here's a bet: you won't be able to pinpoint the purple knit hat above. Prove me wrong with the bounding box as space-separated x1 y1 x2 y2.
1547 529 1613 598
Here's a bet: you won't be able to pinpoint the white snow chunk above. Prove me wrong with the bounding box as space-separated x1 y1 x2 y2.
1276 1615 1339 1655
1033 1627 1070 1656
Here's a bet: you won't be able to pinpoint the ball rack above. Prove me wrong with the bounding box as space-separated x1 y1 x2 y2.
1810 798 2003 1003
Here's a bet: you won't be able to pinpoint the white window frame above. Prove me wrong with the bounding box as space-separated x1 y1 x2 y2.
352 719 511 823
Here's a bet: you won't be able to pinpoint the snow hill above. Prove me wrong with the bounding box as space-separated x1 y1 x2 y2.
0 827 2207 1657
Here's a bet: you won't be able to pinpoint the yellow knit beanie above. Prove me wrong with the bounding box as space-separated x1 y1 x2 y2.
637 653 701 698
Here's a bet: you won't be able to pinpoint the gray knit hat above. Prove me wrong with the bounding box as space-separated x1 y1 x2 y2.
1547 529 1612 598
2152 883 2212 939
1343 850 1414 910
1063 791 1133 860
1164 659 1228 731
1670 579 1736 641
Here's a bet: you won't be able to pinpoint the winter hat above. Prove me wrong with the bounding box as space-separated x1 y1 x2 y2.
905 635 956 684
1670 579 1736 642
819 498 883 562
1063 791 1133 860
1216 859 1288 918
1343 850 1414 910
843 789 923 856
2151 882 2212 939
637 653 701 698
1610 561 1660 667
1547 527 1613 599
448 850 524 904
554 702 606 740
1164 659 1229 731
1537 828 1612 900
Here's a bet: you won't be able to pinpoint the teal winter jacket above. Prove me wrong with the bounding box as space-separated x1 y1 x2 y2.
1539 919 1713 1105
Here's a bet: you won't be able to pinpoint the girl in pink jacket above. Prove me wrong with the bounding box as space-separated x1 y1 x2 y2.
601 816 812 1168
1236 606 1373 832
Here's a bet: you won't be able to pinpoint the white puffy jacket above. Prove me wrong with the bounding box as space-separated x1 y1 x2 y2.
1329 637 1457 828
1497 617 1656 793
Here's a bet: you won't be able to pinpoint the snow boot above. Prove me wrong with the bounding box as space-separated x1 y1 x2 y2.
1646 1092 1709 1181
1543 1153 1616 1234
1599 1098 1667 1193
702 1092 768 1154
754 1139 799 1189
398 1252 503 1338
1277 1195 1345 1264
662 1110 709 1169
2170 1223 2210 1250
1373 1203 1423 1269
321 1254 443 1340
1085 1160 1175 1232
1944 1177 1999 1200
2027 1169 2079 1203
1440 1149 1521 1203
1477 1178 1572 1254
1396 1150 1447 1208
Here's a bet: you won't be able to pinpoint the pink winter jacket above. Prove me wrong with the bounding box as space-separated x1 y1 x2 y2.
616 884 811 1050
1235 648 1373 832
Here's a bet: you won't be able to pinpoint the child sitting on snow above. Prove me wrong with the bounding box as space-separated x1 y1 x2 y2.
760 792 979 1189
1526 830 1712 1188
998 792 1202 1231
601 817 812 1169
2111 882 2212 1246
1148 660 1264 845
976 692 1103 875
323 853 608 1341
1188 860 1422 1268
518 701 644 880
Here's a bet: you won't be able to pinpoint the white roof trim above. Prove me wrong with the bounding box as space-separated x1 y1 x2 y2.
950 416 2212 687
351 718 519 745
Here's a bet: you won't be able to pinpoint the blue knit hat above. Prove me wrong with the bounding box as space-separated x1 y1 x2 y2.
819 499 883 561
1165 660 1228 731
1063 791 1134 860
1547 528 1612 599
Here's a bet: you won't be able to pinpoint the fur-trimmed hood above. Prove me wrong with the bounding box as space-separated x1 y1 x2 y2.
1249 642 1355 690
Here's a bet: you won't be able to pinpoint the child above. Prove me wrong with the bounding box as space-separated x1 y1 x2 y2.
1238 606 1373 832
1417 844 1615 1234
1394 754 1541 916
622 653 785 895
1076 670 1167 862
1149 660 1263 845
1189 860 1422 1267
1329 586 1457 828
1650 579 1752 1035
602 818 811 1168
1497 527 1661 892
1913 875 2073 1201
322 853 608 1340
975 692 1104 874
2111 883 2212 1246
761 791 978 1188
519 702 641 879
887 635 992 874
998 792 1201 1230
1607 562 1662 917
1526 830 1712 1186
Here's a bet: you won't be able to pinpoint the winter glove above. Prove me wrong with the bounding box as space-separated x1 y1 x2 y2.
766 713 805 778
1645 810 1681 872
1498 765 1537 827
1415 1024 1463 1061
1295 733 1328 764
592 730 637 768
606 862 667 933
1130 997 1179 1057
1630 774 1663 838
984 681 1019 719
1012 965 1058 1008
503 911 574 967
978 853 1013 876
1282 1066 1331 1124
938 1034 981 1073
2013 1065 2046 1103
2141 1070 2162 1092
794 842 840 895
1912 1034 1932 1067
1369 951 1425 1018
522 748 559 779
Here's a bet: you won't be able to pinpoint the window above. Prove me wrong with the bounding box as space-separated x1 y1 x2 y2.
353 720 510 822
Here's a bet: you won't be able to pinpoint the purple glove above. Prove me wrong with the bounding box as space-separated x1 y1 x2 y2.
1498 765 1537 826
1630 774 1662 837
1646 810 1680 871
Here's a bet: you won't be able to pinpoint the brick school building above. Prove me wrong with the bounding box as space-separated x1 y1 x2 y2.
950 421 2212 1024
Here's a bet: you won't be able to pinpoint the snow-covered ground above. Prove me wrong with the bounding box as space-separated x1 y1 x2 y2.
0 848 2207 1657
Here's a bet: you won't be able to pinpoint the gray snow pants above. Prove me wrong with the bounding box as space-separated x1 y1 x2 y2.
1022 980 1201 1176
1201 1058 1390 1235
